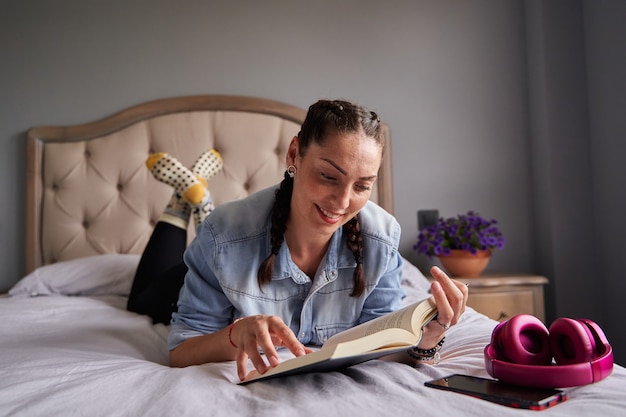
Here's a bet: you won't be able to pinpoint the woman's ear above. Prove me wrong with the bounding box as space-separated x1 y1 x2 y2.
286 136 299 166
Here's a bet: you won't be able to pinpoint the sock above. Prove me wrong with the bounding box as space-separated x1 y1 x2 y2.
147 149 224 229
146 152 206 205
192 191 215 227
190 149 223 227
159 192 191 230
191 149 223 186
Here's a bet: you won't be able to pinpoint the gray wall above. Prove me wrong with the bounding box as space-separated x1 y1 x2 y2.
584 0 626 367
1 0 624 364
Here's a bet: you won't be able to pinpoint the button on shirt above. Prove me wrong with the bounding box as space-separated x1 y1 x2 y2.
168 186 405 351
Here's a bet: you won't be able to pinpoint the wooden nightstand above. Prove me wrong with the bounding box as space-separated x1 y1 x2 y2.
430 274 549 322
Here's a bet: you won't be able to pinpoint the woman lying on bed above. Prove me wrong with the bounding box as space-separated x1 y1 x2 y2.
127 99 469 381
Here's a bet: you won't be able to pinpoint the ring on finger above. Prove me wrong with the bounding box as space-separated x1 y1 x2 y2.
436 319 451 331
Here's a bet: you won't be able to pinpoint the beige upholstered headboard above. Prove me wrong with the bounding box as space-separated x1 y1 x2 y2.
25 95 393 274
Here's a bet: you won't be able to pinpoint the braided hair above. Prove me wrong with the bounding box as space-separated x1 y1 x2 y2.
257 99 384 297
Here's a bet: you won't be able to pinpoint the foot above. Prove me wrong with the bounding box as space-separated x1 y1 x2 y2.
146 153 206 205
191 149 223 187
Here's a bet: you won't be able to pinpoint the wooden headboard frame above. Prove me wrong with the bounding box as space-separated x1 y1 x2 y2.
26 95 393 274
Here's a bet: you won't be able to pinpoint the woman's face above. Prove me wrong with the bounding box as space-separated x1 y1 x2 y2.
287 131 382 238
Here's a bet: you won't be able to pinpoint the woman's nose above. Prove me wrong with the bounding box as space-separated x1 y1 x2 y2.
332 186 351 209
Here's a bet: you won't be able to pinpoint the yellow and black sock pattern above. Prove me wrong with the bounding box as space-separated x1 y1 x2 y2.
191 149 223 186
146 152 206 205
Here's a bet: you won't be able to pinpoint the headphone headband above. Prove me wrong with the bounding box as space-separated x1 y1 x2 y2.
484 315 614 388
484 342 613 388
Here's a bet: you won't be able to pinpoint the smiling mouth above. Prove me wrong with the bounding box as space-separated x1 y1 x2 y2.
318 205 342 220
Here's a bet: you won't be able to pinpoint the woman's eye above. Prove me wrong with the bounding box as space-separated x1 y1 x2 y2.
320 172 371 192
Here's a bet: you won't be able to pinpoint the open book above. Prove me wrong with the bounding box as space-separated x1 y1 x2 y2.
241 297 437 384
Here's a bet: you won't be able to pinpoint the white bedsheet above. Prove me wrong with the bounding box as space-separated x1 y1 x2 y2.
1 269 624 416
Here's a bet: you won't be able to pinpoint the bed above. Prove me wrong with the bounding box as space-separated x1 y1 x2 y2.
2 95 624 416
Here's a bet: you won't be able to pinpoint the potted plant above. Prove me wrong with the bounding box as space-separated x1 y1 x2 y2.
413 211 505 277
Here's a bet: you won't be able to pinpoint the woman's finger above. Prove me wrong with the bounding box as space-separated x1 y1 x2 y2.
431 266 467 324
255 319 281 368
269 320 308 359
236 349 251 381
431 280 454 326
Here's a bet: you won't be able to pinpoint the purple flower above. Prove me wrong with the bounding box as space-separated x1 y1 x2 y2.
414 211 505 258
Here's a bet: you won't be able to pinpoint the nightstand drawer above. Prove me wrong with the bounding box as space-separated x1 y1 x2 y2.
468 288 537 322
428 274 548 322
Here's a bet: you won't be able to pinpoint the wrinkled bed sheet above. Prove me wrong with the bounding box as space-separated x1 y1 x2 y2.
1 290 624 417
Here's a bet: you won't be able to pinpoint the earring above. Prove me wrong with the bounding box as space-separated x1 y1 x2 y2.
287 165 297 178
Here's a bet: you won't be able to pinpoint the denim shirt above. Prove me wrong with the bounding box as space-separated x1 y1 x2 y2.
168 186 405 350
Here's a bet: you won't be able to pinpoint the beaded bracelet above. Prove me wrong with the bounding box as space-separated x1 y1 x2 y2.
407 337 445 364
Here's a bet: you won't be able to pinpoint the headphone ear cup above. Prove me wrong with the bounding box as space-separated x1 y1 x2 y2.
549 318 597 365
493 314 552 365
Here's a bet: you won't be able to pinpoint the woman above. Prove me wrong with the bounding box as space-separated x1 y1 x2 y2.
131 99 468 381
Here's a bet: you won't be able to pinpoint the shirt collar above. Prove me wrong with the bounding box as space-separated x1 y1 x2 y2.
272 226 352 284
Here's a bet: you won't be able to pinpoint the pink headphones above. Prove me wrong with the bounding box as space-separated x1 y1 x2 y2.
484 314 614 388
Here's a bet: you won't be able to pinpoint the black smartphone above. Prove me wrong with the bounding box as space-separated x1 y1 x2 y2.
424 374 567 411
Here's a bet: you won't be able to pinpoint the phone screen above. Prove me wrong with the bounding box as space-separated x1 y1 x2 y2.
424 374 567 410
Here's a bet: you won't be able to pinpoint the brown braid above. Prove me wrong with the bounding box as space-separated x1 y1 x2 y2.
257 171 293 287
258 99 384 296
343 216 365 297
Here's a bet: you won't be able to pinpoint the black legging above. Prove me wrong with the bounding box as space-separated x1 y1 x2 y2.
127 222 188 324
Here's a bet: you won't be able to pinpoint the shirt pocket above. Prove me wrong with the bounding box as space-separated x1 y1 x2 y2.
314 322 356 345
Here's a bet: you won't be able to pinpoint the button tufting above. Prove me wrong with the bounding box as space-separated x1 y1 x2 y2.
117 183 124 191
82 220 90 229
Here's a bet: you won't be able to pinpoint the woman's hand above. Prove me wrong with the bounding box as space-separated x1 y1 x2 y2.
230 314 313 380
417 266 469 351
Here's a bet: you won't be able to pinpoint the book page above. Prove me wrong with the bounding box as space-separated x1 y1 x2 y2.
240 297 437 384
323 297 436 348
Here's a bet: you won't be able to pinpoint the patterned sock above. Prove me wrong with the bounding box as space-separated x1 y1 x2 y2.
191 149 223 186
146 153 205 205
159 192 191 230
192 191 215 227
190 149 223 227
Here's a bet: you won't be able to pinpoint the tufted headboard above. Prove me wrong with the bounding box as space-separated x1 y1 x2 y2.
25 95 393 274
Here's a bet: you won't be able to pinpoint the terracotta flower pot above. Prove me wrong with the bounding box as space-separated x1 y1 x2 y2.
437 249 491 278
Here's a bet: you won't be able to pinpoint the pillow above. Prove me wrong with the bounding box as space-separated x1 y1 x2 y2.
400 257 432 304
9 254 141 297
